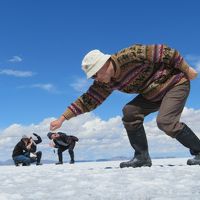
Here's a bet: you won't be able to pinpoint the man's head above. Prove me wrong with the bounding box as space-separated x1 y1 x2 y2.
47 132 60 140
21 135 30 144
82 49 111 79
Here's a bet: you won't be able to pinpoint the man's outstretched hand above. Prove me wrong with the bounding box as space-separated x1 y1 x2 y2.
50 120 62 131
50 115 66 131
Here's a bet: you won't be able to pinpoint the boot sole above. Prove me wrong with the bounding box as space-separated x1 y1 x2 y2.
187 161 200 165
120 162 152 168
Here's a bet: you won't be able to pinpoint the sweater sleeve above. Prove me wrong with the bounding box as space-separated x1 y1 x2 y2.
146 44 190 73
62 81 113 120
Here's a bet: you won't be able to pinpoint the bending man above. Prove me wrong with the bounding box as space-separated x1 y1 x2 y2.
47 132 78 164
50 44 199 167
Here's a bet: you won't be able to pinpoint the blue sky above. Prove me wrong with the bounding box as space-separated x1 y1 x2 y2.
0 0 200 128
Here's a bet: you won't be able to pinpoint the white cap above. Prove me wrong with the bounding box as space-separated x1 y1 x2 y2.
22 135 29 139
81 49 111 79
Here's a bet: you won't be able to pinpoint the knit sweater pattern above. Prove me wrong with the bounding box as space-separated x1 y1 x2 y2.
63 44 190 120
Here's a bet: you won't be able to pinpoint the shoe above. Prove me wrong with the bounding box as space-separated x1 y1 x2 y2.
36 163 42 166
120 152 152 168
187 154 200 165
70 160 75 164
22 163 30 166
55 161 63 165
14 161 20 166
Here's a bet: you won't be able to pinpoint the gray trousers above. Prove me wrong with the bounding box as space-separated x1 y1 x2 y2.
122 81 190 137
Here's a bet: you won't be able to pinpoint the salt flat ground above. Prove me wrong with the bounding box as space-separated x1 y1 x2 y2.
0 158 199 200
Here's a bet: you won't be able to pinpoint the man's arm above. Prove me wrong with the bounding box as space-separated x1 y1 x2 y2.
33 133 42 144
50 81 113 130
49 140 60 148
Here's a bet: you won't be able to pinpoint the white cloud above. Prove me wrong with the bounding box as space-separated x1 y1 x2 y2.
8 56 23 63
186 55 200 72
0 69 34 77
70 77 92 93
0 107 200 162
18 83 57 93
31 83 56 92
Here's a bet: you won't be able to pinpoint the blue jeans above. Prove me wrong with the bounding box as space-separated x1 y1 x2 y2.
13 155 31 165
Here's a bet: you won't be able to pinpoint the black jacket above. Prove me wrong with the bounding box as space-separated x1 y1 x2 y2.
29 135 42 153
12 140 29 157
53 132 78 148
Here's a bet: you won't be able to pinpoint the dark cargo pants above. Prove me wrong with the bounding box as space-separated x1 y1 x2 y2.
57 141 76 162
122 81 190 137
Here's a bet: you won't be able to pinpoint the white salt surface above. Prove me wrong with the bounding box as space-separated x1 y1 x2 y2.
0 157 199 200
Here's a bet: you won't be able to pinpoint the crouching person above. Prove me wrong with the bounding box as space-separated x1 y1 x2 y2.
12 135 33 166
47 132 78 164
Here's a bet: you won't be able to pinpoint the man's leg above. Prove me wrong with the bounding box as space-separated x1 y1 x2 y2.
13 155 31 166
56 148 64 164
36 151 42 165
121 94 160 168
68 142 75 164
24 152 37 164
56 147 67 164
156 81 200 165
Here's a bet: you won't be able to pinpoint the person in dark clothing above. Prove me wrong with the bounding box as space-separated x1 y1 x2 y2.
28 133 42 165
12 135 33 166
47 132 78 164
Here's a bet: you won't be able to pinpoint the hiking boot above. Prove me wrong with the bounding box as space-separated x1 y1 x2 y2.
187 154 200 165
55 161 63 165
120 151 152 168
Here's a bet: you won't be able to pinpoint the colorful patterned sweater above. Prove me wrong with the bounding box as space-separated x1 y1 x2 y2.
63 44 190 120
